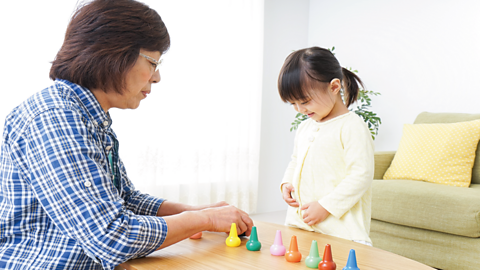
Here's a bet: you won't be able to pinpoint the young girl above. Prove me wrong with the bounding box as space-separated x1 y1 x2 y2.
278 47 374 245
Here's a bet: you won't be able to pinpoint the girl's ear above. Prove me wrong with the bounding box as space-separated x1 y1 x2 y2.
329 78 342 95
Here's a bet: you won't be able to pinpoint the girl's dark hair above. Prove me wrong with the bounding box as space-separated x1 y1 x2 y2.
49 0 170 94
277 47 363 108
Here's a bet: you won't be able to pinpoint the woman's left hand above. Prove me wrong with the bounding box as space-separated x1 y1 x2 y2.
157 201 230 216
301 201 330 226
189 201 229 211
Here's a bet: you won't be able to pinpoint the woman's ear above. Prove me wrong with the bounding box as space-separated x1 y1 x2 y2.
329 78 342 95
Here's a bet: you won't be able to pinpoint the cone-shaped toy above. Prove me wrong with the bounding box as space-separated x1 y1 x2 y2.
246 226 261 251
342 249 360 270
318 244 336 270
225 223 241 247
305 240 322 268
270 230 286 256
285 235 302 262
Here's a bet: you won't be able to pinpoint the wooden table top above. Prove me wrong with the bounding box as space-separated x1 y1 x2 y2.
120 220 435 270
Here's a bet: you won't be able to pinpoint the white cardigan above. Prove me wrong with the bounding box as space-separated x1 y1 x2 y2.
281 112 374 243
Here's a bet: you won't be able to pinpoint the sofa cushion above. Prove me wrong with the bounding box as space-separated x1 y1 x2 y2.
371 219 480 270
383 120 480 187
414 112 480 185
372 179 480 237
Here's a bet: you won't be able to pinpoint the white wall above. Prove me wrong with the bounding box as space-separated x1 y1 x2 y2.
1 0 290 215
256 0 310 214
256 0 480 214
4 1 478 215
308 0 480 151
0 1 78 122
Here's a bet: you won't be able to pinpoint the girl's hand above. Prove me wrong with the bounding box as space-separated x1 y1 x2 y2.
301 201 330 226
282 183 299 207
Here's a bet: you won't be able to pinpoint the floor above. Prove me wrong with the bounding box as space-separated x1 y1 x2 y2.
250 210 287 225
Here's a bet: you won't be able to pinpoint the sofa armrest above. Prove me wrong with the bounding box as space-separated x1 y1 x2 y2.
374 151 396 179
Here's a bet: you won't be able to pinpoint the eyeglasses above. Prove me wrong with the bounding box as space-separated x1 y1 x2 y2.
139 53 162 72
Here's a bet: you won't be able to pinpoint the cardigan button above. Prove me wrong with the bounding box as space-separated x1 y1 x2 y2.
308 136 314 142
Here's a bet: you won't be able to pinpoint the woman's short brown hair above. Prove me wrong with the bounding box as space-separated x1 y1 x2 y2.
49 0 170 94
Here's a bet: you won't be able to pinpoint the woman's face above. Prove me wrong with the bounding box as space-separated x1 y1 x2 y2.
94 49 161 111
120 49 161 109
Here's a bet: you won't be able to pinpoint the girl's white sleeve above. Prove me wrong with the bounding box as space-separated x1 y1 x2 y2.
318 119 374 218
280 124 302 192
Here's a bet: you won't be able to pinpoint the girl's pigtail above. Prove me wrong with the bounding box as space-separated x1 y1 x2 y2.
341 67 364 108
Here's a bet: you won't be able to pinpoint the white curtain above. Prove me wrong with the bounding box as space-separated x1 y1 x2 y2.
110 0 264 213
0 0 264 214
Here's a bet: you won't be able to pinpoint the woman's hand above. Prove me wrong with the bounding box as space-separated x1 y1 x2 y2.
301 201 330 226
188 201 229 211
157 201 229 216
202 205 253 236
160 203 253 249
282 183 299 207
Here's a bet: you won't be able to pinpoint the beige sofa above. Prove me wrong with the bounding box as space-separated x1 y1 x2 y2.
370 112 480 270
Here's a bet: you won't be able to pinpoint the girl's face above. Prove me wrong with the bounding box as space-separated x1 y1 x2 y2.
290 91 335 122
289 79 343 122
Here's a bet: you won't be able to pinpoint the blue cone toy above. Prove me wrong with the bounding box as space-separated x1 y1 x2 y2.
342 249 360 270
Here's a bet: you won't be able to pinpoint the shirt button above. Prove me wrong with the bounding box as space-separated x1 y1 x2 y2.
308 136 314 142
85 181 92 187
103 121 109 126
312 127 318 132
92 120 97 126
106 146 112 151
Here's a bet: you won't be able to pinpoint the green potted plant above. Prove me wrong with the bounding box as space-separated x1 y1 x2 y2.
289 47 381 139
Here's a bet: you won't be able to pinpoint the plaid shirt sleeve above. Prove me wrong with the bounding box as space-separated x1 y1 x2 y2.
10 107 167 268
120 158 164 216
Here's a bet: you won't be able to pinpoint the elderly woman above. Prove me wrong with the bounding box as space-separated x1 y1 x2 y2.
0 0 253 269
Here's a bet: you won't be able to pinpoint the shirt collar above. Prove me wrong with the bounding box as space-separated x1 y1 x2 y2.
313 111 353 126
55 79 112 129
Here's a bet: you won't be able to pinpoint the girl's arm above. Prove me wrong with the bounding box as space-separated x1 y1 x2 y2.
280 120 306 207
280 149 298 191
318 118 375 219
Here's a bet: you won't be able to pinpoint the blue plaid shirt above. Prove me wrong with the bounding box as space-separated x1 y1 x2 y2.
0 79 167 269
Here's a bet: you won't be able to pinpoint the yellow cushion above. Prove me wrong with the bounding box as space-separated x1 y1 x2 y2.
383 120 480 187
